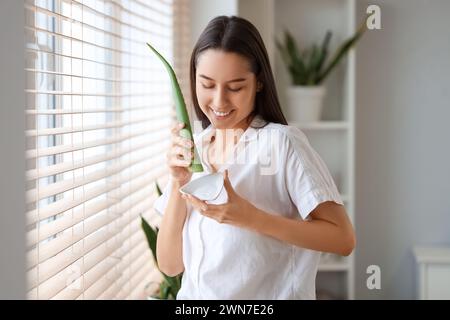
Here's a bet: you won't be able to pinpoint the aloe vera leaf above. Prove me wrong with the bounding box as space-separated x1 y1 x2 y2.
155 181 162 197
285 30 306 79
306 45 321 85
316 31 332 73
146 42 203 172
316 21 367 84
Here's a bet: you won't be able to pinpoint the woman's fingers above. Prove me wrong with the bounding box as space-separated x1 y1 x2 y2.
168 157 191 168
167 120 194 167
171 121 184 134
167 122 194 184
170 122 194 161
172 135 193 149
170 145 193 161
183 194 207 211
171 122 193 148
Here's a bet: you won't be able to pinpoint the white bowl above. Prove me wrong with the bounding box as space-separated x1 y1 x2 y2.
179 173 227 204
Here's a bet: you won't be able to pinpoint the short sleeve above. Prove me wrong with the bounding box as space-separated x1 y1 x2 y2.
284 127 343 220
153 177 174 216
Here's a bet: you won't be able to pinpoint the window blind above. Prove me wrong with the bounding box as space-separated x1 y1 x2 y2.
24 0 191 299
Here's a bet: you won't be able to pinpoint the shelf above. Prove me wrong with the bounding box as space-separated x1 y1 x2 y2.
291 121 349 131
318 262 349 272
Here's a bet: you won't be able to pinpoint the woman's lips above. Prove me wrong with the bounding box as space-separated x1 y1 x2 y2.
210 107 234 119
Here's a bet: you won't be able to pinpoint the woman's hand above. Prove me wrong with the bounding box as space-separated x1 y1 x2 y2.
167 121 194 186
181 170 258 228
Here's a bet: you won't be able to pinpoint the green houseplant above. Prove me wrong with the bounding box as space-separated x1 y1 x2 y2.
275 20 367 122
140 182 182 299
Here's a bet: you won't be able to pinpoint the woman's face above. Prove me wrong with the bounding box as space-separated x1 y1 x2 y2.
195 49 258 131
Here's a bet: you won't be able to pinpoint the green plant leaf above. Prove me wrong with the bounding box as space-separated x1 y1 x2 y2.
155 181 162 197
284 30 306 81
159 280 171 299
306 44 322 85
140 215 158 264
316 20 367 84
314 30 332 82
146 43 203 173
162 273 181 294
289 66 306 85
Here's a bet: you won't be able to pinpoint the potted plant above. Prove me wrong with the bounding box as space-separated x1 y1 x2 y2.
140 182 182 299
275 20 367 123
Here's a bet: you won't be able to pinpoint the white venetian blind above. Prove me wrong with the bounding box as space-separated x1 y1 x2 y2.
24 0 191 299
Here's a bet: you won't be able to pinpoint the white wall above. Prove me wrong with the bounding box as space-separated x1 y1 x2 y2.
0 0 26 299
190 0 238 49
355 0 450 299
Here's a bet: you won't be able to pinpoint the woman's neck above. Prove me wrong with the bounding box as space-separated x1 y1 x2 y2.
213 114 254 147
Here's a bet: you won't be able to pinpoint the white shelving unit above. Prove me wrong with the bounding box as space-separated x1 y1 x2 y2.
238 0 356 300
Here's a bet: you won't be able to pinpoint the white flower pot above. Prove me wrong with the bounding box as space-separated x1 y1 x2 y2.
285 86 326 123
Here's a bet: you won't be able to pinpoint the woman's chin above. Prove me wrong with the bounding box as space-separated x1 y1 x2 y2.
209 110 236 128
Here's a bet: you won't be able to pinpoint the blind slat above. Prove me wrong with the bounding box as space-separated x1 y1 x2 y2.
84 241 151 300
25 25 167 59
25 105 171 115
26 123 171 159
98 234 156 300
26 114 171 137
28 192 159 287
27 179 159 249
26 0 190 299
28 204 155 296
26 133 169 179
27 197 117 247
25 45 166 72
26 150 166 203
26 168 169 228
100 268 161 300
25 3 170 47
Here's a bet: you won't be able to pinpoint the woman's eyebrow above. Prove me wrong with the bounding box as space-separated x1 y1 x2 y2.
199 74 246 83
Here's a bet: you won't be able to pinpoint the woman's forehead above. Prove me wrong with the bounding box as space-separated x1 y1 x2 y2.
196 49 253 79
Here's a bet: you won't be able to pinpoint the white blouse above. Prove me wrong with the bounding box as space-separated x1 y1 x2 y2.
154 115 343 300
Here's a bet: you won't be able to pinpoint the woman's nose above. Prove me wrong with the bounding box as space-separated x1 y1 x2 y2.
212 87 228 108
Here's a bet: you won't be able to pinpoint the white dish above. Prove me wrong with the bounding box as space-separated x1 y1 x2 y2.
179 173 227 204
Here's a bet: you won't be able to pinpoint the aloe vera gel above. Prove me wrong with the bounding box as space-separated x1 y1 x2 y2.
147 43 203 172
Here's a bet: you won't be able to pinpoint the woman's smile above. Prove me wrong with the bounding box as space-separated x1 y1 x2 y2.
210 107 235 120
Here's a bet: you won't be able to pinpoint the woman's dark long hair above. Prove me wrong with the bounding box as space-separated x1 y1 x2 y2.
190 15 288 129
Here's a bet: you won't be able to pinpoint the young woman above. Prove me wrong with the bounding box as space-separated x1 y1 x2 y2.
154 15 355 300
